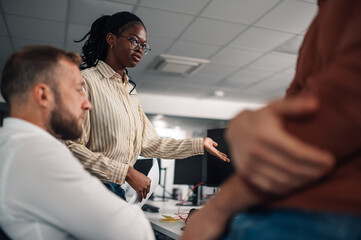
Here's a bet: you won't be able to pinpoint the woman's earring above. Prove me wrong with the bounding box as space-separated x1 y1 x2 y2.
111 45 114 49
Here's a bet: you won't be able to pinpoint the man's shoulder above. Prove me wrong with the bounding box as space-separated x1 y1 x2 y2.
1 129 68 157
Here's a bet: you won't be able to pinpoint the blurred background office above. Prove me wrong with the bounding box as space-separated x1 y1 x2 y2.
0 0 318 201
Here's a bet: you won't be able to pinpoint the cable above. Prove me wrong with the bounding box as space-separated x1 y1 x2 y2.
177 182 204 222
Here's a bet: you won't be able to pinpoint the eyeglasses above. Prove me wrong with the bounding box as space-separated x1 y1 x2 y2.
119 35 151 56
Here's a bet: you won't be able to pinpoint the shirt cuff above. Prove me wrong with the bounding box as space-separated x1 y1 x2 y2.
111 161 129 185
192 138 204 155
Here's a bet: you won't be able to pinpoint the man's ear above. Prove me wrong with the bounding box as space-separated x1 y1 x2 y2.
106 33 116 48
33 83 54 108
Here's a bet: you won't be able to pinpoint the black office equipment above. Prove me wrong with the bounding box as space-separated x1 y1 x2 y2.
133 158 153 176
141 203 159 213
202 128 234 187
173 155 203 206
0 102 9 126
173 128 234 205
174 155 203 185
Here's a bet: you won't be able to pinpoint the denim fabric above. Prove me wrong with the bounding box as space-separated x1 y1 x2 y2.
222 209 361 240
104 183 126 201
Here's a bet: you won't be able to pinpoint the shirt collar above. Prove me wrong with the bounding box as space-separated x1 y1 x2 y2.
3 117 54 139
95 60 129 83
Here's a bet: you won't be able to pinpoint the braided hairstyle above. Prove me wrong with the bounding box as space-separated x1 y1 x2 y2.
75 11 145 94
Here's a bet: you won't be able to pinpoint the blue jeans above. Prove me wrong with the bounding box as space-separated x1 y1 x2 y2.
104 183 126 200
222 209 361 240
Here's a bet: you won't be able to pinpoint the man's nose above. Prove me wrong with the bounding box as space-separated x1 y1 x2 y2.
83 97 92 111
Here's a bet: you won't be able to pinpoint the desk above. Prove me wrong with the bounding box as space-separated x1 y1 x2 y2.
143 200 199 239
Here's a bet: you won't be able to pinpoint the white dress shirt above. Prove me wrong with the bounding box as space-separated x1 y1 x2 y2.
0 118 155 240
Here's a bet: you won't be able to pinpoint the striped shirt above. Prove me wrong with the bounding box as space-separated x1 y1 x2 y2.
65 61 204 184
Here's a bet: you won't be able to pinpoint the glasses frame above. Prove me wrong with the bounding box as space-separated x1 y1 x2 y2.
118 35 151 56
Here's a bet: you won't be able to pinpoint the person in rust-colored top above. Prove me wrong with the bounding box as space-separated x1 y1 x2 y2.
181 1 361 239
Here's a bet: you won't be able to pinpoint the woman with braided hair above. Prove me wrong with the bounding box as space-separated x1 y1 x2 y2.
65 11 229 201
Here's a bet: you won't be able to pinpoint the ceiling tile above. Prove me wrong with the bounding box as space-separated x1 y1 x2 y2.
196 62 239 78
274 34 304 54
223 67 274 88
167 40 220 59
130 72 186 87
166 85 209 98
248 52 297 72
246 72 294 95
135 7 194 38
238 88 281 102
206 90 267 103
110 0 139 4
65 24 90 53
262 71 294 85
202 0 280 24
299 0 317 3
127 34 175 73
137 78 174 94
69 0 134 26
183 73 223 86
7 15 65 44
282 65 296 76
0 13 8 36
230 27 294 52
256 0 317 33
211 47 263 67
139 0 209 15
2 0 67 21
245 83 287 100
180 17 247 45
12 38 63 51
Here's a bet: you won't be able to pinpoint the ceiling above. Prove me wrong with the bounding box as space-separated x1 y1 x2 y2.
0 0 318 104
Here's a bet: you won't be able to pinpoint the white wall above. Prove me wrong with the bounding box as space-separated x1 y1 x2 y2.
138 93 264 120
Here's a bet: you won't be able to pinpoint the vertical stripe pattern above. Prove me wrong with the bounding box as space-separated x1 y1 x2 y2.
65 61 204 184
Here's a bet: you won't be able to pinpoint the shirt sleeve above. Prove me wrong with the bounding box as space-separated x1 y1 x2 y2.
284 1 361 163
139 107 204 159
64 83 129 185
6 139 154 240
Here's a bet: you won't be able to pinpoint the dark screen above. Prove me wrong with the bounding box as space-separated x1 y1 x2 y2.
173 155 203 185
202 128 234 186
133 158 153 176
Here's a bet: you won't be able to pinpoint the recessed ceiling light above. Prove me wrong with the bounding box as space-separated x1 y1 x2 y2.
214 90 225 97
150 54 210 76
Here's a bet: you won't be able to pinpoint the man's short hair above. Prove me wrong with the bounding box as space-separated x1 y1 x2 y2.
0 45 81 106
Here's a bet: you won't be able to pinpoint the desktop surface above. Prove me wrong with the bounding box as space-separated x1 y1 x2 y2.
143 199 201 239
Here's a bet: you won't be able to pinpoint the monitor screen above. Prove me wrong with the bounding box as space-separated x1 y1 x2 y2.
173 155 203 185
202 128 234 187
133 158 153 176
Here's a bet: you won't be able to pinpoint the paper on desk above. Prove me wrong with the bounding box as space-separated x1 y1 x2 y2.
127 159 159 207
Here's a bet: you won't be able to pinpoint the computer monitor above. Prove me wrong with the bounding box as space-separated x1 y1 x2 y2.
173 155 203 205
133 158 153 176
202 128 234 187
173 155 203 185
173 128 234 187
173 128 233 205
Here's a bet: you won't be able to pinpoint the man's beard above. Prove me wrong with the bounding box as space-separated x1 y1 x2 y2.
49 101 83 140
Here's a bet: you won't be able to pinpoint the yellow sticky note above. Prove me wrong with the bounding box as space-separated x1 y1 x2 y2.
159 215 180 223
